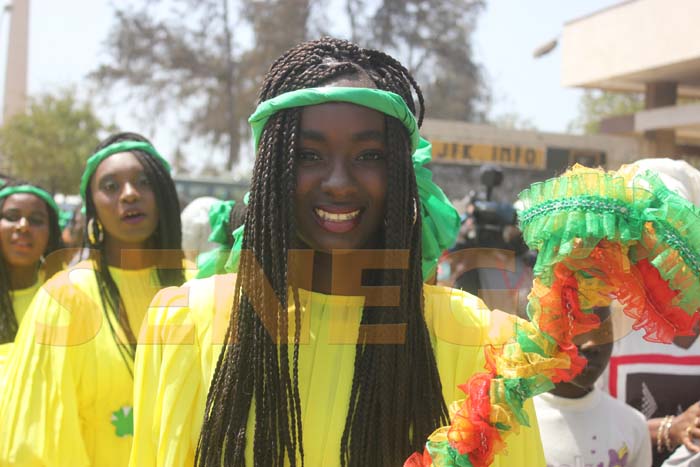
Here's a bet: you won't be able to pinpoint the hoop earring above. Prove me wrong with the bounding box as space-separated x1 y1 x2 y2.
87 218 104 245
412 197 418 226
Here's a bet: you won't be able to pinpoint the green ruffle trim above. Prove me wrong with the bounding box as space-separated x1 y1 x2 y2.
517 168 655 283
631 170 700 311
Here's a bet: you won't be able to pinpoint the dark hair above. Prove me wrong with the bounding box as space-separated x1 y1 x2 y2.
83 131 185 371
0 180 63 343
197 37 447 467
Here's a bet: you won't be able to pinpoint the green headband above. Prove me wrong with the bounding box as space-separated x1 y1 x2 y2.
0 185 60 216
249 87 421 153
80 141 171 201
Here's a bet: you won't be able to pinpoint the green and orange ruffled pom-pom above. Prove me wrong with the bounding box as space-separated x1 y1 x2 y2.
405 164 700 467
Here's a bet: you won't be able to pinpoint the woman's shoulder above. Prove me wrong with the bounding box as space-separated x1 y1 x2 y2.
422 284 519 347
147 273 237 328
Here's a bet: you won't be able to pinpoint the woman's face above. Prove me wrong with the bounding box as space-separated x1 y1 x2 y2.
90 151 159 250
0 193 51 268
294 102 388 253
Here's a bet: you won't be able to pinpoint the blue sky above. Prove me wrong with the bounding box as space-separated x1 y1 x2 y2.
0 0 620 163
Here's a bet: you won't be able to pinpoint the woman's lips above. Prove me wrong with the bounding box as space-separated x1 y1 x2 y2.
10 239 33 251
313 207 362 233
122 214 146 224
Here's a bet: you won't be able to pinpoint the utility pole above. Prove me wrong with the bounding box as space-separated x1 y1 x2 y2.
3 0 29 122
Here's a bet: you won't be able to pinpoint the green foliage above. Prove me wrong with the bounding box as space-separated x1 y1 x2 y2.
568 90 643 134
0 90 110 193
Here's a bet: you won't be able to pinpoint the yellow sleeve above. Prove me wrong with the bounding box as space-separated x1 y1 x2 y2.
0 271 98 467
425 285 546 467
130 284 203 467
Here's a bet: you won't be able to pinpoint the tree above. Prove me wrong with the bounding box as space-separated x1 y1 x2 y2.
491 112 537 131
351 0 488 121
93 0 488 171
567 90 643 134
0 90 110 193
92 0 319 172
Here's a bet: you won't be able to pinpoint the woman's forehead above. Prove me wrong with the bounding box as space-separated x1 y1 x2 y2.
2 193 48 213
300 102 385 129
94 151 145 178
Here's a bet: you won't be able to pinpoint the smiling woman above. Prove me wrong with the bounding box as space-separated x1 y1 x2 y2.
0 132 190 466
128 37 546 467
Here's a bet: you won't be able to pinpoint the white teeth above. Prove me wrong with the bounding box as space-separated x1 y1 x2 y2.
315 208 360 222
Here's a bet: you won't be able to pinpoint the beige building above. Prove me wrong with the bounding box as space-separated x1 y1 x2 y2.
421 119 640 204
561 0 700 166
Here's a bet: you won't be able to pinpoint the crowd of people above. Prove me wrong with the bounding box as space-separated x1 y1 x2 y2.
0 37 698 467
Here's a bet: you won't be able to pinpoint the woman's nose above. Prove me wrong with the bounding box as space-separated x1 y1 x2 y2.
15 216 30 231
321 160 356 197
120 182 140 202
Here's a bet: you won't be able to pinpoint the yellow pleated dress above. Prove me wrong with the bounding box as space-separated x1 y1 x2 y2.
0 279 43 377
129 273 546 467
0 260 193 467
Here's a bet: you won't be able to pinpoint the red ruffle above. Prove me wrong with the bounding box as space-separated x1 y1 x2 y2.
447 374 504 467
403 449 433 467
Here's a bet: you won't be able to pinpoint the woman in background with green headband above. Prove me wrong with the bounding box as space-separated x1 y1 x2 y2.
0 181 62 370
0 132 190 466
129 37 544 467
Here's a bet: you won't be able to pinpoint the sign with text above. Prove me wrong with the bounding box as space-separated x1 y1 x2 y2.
431 141 546 170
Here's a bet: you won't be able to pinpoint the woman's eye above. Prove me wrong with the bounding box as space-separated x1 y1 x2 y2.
28 216 46 227
101 181 119 192
357 151 385 161
297 150 321 162
1 211 20 222
138 175 151 187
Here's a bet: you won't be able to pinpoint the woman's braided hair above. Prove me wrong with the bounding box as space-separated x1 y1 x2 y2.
196 37 447 467
84 132 186 373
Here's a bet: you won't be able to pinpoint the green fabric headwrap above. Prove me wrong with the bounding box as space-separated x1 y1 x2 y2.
0 185 60 216
80 141 171 201
249 87 421 153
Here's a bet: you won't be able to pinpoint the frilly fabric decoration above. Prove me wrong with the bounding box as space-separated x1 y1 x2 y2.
406 164 700 466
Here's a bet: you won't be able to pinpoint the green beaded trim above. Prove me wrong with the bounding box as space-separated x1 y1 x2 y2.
519 196 634 227
654 220 700 279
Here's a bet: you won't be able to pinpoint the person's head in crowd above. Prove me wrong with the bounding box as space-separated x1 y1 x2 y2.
61 203 85 249
180 196 221 261
551 307 614 398
0 181 63 343
81 131 186 356
625 158 700 207
196 37 446 466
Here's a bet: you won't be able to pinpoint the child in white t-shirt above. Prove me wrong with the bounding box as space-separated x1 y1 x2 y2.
535 307 652 467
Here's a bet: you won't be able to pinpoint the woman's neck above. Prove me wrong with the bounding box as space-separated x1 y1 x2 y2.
9 264 39 290
309 251 333 294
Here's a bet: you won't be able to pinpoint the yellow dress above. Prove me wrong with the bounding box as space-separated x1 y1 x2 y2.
0 280 43 377
0 260 194 467
129 274 546 466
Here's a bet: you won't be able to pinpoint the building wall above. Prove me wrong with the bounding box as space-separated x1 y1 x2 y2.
421 119 642 205
561 0 700 93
